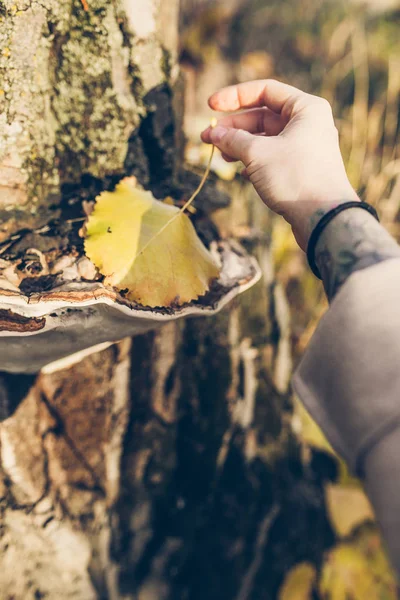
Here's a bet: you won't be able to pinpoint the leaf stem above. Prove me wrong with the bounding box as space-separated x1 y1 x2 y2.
179 144 215 215
137 144 215 258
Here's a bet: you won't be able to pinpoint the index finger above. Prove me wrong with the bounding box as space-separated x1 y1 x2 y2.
208 79 307 115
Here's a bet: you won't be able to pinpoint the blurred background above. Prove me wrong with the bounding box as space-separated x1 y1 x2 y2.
179 0 400 595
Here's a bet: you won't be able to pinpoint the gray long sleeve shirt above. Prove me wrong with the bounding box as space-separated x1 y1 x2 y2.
292 257 400 574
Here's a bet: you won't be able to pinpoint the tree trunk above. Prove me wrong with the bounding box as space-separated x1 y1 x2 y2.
0 1 334 599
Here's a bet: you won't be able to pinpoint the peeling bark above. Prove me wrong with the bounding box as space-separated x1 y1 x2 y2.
0 1 335 598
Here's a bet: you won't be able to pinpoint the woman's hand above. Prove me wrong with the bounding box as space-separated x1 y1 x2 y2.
201 79 359 250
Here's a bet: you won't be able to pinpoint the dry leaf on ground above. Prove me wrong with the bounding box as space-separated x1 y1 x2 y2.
320 530 398 600
325 484 374 538
278 562 316 600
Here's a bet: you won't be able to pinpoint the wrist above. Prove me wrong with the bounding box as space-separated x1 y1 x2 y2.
312 204 400 300
290 192 360 251
308 202 379 280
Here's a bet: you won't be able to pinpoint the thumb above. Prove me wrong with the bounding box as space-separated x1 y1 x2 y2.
209 126 256 166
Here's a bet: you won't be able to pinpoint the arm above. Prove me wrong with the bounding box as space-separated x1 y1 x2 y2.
314 206 400 301
201 79 400 574
292 257 400 574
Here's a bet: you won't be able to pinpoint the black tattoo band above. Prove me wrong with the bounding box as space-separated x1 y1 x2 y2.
307 201 380 279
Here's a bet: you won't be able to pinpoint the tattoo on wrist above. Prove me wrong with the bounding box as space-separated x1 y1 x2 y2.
311 208 400 301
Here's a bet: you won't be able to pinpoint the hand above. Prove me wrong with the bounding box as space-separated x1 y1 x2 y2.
201 79 359 250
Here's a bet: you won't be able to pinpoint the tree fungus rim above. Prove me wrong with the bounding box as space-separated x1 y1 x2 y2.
0 241 261 373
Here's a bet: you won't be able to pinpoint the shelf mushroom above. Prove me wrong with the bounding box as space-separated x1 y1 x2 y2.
0 239 261 373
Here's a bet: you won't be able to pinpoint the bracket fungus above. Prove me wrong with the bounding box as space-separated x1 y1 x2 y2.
0 238 261 374
0 168 261 373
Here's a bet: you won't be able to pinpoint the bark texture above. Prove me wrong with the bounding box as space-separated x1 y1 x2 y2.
0 1 335 598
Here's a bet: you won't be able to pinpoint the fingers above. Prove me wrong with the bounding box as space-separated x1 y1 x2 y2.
208 79 307 115
207 126 262 166
221 152 236 162
201 107 284 143
241 167 250 180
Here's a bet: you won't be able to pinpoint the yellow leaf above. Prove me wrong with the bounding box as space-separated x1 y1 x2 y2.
84 179 152 282
320 533 398 600
325 484 374 538
353 526 398 596
278 563 316 600
320 545 379 600
84 178 220 308
294 398 335 455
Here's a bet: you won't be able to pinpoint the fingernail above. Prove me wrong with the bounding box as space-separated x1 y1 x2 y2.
210 126 228 143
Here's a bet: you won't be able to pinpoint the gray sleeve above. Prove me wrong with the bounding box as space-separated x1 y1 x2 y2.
292 257 400 575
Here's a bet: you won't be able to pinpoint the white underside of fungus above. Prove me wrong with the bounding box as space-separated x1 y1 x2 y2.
0 241 261 373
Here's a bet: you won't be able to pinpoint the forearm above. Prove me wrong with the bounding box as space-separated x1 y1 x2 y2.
293 258 400 575
364 426 400 573
296 203 400 575
312 206 400 301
